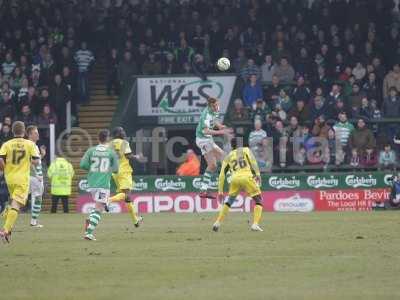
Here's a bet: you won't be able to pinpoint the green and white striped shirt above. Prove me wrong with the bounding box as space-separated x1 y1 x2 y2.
30 145 43 179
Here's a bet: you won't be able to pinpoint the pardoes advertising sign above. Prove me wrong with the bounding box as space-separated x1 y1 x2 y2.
137 76 236 120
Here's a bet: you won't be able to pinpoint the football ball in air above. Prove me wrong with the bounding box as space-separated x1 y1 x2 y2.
217 57 230 71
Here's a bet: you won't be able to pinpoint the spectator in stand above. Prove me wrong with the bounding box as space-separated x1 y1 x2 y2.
136 43 149 73
294 47 313 79
311 115 330 139
292 76 311 103
370 99 382 135
352 62 367 82
382 87 400 139
40 53 56 87
289 100 310 126
261 54 275 83
243 74 263 107
378 144 397 170
142 53 162 76
2 53 16 77
271 120 288 167
162 53 178 75
233 48 247 74
58 46 74 73
248 118 268 170
349 118 376 157
17 104 36 127
357 98 372 120
348 83 365 110
240 59 261 82
326 128 344 166
0 124 12 145
274 88 292 113
274 57 295 83
383 87 400 116
191 54 208 81
250 99 270 122
49 74 69 134
176 149 200 176
37 88 51 115
118 51 137 88
383 64 400 98
174 39 195 67
361 148 378 168
37 104 58 142
309 96 327 122
264 75 281 104
106 48 120 96
326 84 343 106
229 98 249 122
313 66 330 94
333 111 354 151
350 149 360 168
0 92 16 120
74 41 95 104
363 72 380 105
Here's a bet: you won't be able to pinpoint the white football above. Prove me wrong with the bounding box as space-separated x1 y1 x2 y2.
217 57 230 71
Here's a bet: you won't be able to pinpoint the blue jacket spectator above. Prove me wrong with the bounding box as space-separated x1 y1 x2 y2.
243 75 263 107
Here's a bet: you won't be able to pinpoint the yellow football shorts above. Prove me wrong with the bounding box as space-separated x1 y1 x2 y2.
112 172 134 192
228 175 261 198
7 182 29 205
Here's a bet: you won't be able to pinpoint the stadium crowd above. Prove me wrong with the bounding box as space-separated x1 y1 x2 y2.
0 0 97 152
1 0 400 172
93 0 400 170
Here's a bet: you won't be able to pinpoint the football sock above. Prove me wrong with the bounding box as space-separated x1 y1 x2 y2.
31 196 42 220
109 192 126 202
86 210 101 235
2 206 9 219
216 204 230 223
253 204 263 225
126 202 139 224
4 208 18 233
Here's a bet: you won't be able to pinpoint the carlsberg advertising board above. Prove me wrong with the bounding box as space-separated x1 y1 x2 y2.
137 76 236 117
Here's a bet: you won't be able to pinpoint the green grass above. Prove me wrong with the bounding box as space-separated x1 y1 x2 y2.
1 212 400 300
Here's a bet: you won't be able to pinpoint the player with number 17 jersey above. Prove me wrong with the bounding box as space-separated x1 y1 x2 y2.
0 137 39 205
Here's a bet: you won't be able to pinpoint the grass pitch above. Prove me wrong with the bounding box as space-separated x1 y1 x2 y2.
1 212 399 300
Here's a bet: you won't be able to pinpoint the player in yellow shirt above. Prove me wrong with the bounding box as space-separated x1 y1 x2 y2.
0 121 40 243
108 127 143 227
213 136 264 232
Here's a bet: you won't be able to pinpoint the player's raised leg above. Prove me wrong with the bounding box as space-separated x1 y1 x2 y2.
109 174 142 227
